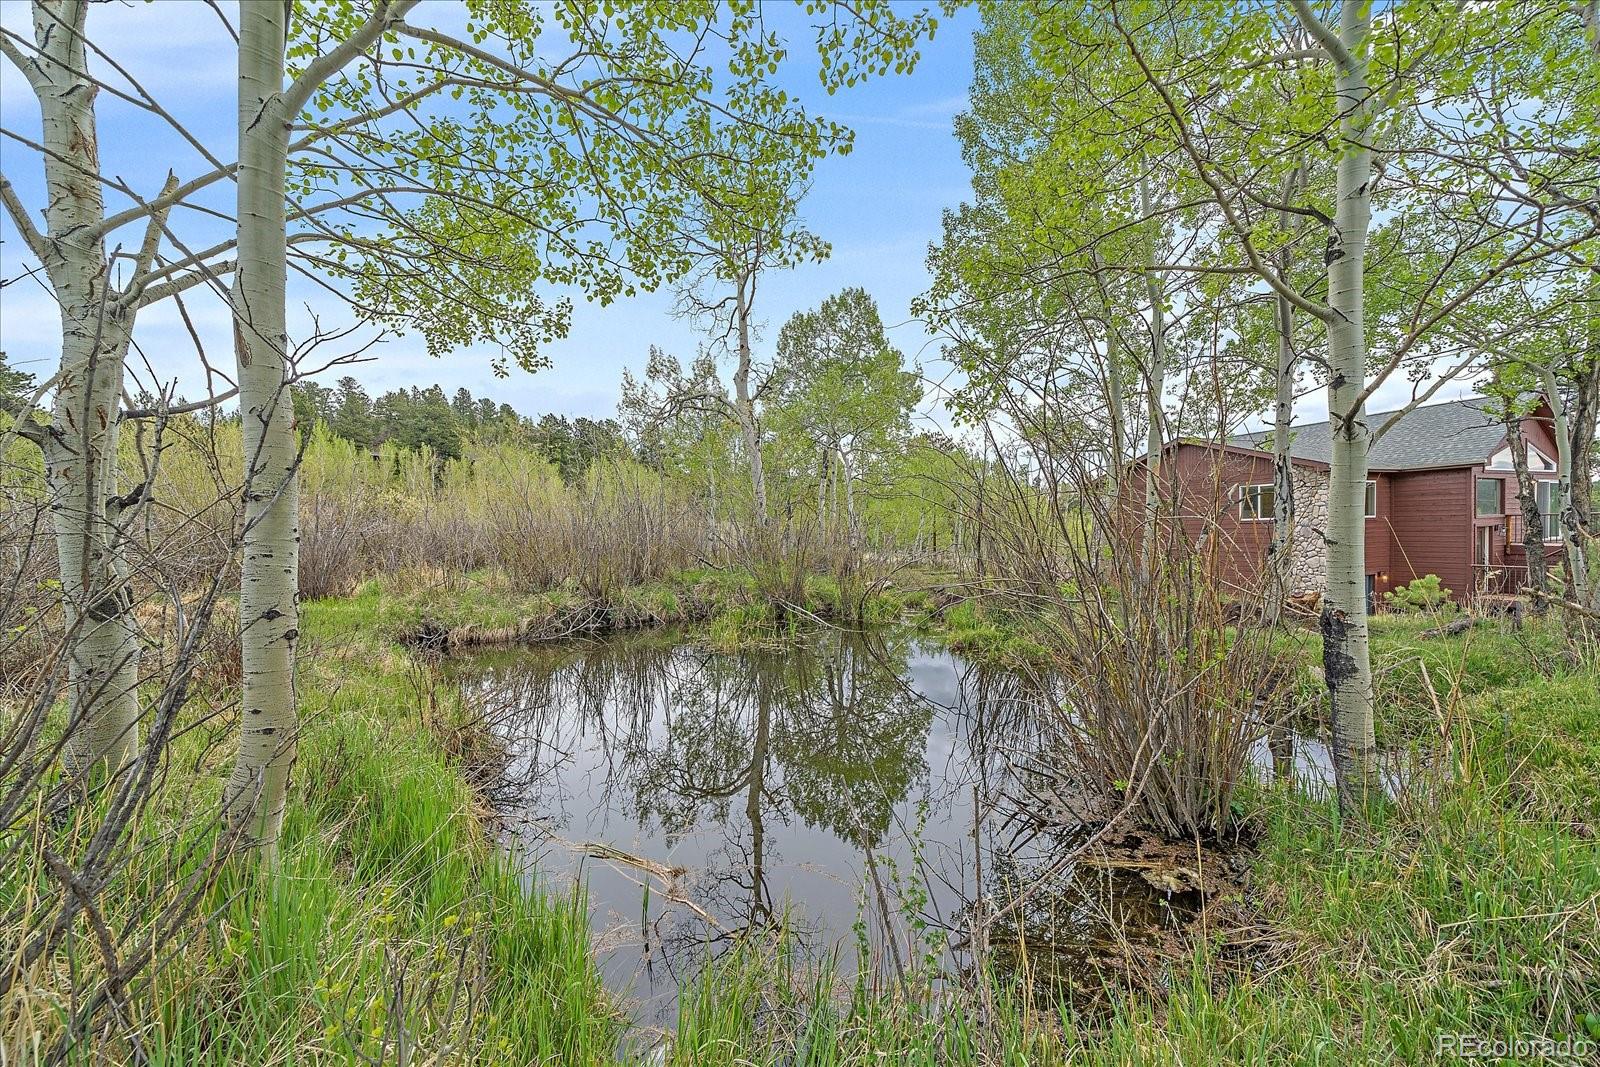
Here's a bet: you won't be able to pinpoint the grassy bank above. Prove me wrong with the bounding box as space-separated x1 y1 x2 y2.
275 596 1600 1062
195 592 625 1063
4 589 623 1064
366 567 929 652
10 585 1595 1064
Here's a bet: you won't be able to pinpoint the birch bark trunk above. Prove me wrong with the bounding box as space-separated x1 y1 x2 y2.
24 0 143 778
1101 302 1128 532
817 447 830 532
1541 367 1591 611
1265 165 1305 626
1570 275 1599 534
1091 251 1128 520
1138 177 1166 526
223 1 298 857
1317 2 1378 814
840 446 861 546
732 269 768 526
1504 412 1549 606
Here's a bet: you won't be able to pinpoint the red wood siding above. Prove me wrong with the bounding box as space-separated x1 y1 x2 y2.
1386 467 1473 600
1155 444 1405 598
1134 399 1565 607
1518 411 1562 462
1165 444 1277 591
1368 473 1394 585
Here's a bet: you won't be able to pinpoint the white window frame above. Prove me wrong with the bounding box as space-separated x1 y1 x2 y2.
1487 443 1556 473
1535 479 1561 542
1364 479 1377 519
1237 483 1275 521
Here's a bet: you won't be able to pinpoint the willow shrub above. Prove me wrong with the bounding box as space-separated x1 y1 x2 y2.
970 463 1296 839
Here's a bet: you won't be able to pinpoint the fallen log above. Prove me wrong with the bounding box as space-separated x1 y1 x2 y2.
1421 616 1477 638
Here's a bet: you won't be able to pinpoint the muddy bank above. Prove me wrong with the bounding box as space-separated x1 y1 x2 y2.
399 579 926 653
972 826 1276 1006
406 597 638 652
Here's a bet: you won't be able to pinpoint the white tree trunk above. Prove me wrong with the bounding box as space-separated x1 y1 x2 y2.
1139 177 1167 524
1571 273 1599 534
732 270 768 526
24 0 143 778
1106 326 1126 473
1265 166 1305 626
840 446 861 546
817 447 830 532
1317 3 1378 814
1541 366 1591 610
224 1 298 859
1103 308 1128 521
1504 410 1549 605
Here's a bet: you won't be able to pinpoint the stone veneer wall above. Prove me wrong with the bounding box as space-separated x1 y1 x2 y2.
1284 466 1330 595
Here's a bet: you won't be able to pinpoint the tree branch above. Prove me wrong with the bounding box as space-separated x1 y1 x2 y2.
123 172 179 288
128 259 236 311
0 172 48 262
282 1 422 118
120 387 239 421
392 23 657 144
1288 0 1353 70
1113 16 1335 324
0 29 44 92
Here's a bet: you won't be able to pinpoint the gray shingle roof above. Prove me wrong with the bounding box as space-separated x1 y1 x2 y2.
1227 396 1509 472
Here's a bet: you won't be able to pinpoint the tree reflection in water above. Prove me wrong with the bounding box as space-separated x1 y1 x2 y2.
449 626 1056 1024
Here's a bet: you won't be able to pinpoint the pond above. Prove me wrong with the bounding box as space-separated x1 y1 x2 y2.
446 626 1339 1032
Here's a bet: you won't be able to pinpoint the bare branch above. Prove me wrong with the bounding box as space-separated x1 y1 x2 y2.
0 172 48 262
0 28 44 92
1112 15 1335 324
124 173 179 288
120 388 240 422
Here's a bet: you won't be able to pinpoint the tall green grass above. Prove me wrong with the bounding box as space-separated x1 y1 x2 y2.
8 587 1594 1064
645 669 1600 1065
3 590 621 1065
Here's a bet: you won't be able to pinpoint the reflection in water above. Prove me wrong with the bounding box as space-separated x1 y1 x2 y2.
448 627 1335 1029
449 627 1063 1024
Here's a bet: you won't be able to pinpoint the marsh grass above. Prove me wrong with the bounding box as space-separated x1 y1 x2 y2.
5 582 1594 1064
641 668 1600 1066
2 593 622 1065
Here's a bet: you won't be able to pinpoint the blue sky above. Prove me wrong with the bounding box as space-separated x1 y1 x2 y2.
1 1 1485 432
0 1 982 429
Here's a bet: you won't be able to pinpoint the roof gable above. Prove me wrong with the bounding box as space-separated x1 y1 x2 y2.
1226 396 1520 472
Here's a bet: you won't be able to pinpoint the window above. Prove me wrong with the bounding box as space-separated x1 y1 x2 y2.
1475 477 1502 518
1364 480 1377 518
1238 483 1274 520
1488 444 1555 472
1536 480 1560 541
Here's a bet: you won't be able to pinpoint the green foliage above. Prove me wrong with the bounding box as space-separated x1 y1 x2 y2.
1383 574 1454 613
287 0 943 375
772 289 920 457
294 374 626 482
0 353 37 415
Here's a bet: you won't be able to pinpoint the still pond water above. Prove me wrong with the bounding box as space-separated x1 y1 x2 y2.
447 626 1335 1028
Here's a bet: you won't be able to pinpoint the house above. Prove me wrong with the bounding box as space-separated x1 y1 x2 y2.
1149 396 1564 607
